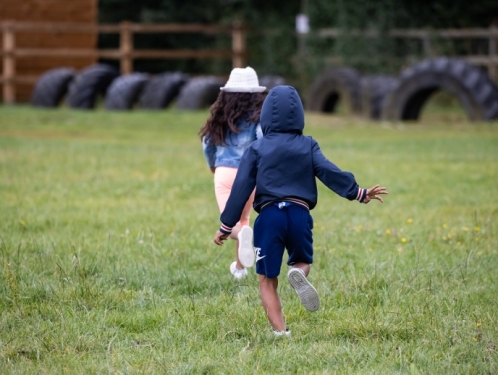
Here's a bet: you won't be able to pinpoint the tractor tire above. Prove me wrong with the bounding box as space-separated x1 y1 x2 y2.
176 76 225 110
66 64 119 109
360 75 398 120
104 73 149 110
31 68 76 107
138 72 188 109
307 67 362 114
383 57 498 121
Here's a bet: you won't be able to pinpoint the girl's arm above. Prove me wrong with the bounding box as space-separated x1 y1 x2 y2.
202 136 216 171
219 146 258 233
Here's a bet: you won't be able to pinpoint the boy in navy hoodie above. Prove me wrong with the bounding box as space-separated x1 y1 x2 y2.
213 85 388 336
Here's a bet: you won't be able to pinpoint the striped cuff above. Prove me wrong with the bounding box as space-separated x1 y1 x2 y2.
219 223 233 235
356 188 367 203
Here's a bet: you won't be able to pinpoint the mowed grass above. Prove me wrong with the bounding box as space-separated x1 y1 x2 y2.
0 105 497 374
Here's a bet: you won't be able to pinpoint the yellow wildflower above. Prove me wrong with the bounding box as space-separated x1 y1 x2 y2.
476 322 481 327
443 223 448 229
385 229 391 235
401 238 407 243
406 218 413 224
474 226 480 232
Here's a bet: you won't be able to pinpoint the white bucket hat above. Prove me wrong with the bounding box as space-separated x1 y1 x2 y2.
220 66 266 93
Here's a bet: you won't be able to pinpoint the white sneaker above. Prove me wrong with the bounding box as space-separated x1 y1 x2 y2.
273 329 291 337
237 226 255 268
287 267 320 311
230 261 248 280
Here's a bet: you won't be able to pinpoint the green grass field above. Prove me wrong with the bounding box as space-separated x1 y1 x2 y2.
0 105 497 374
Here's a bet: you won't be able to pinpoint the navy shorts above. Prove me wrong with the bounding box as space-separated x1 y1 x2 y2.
254 202 314 278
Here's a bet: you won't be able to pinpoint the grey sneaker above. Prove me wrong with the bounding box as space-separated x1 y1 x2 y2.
287 267 320 311
237 226 255 268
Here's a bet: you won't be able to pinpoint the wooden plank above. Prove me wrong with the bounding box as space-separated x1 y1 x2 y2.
317 28 498 39
0 48 238 60
0 48 118 58
131 49 235 59
120 22 133 74
14 57 95 70
2 23 15 104
0 22 234 34
0 0 97 101
0 75 38 84
232 21 246 68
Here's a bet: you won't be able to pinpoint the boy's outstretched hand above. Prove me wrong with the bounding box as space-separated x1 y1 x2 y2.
363 184 388 204
213 230 229 245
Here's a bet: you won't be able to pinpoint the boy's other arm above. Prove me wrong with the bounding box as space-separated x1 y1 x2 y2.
311 141 365 201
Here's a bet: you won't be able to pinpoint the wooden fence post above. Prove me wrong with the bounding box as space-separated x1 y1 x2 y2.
422 33 432 57
232 20 246 68
2 22 16 104
120 21 133 74
489 24 497 82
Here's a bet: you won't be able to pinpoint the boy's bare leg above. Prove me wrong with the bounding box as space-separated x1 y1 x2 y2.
291 262 310 276
259 274 286 331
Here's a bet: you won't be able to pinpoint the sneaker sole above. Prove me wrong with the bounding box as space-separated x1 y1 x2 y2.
287 269 320 311
238 226 255 268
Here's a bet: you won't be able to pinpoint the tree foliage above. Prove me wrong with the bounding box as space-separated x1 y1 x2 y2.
98 0 498 87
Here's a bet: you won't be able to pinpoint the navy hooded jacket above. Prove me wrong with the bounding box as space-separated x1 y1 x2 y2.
220 85 365 231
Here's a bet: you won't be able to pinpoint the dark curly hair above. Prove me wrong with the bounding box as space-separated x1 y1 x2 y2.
199 91 266 146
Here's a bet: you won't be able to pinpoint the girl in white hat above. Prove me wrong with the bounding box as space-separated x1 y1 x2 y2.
199 67 266 279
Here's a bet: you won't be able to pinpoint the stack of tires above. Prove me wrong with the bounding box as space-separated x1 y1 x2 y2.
31 64 289 112
307 58 498 122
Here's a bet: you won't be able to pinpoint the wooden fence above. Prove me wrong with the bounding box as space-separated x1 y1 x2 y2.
316 26 498 81
2 21 498 104
1 21 247 104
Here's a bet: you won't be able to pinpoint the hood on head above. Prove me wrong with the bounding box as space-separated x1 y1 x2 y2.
260 85 304 136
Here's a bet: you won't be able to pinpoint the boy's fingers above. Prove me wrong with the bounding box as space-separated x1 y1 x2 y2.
374 187 388 195
374 195 384 203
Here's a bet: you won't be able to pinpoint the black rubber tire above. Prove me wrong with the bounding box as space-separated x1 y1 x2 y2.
31 68 76 107
138 72 188 109
259 75 288 91
104 73 149 110
307 67 362 114
66 64 119 109
176 76 225 110
383 57 498 121
360 75 398 120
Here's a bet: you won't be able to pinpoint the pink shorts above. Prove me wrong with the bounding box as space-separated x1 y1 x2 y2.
214 167 255 226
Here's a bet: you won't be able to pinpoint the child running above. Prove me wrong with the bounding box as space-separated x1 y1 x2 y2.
199 67 266 280
213 85 388 335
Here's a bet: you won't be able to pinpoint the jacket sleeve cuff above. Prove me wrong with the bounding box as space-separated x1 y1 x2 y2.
219 223 233 235
356 188 367 203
